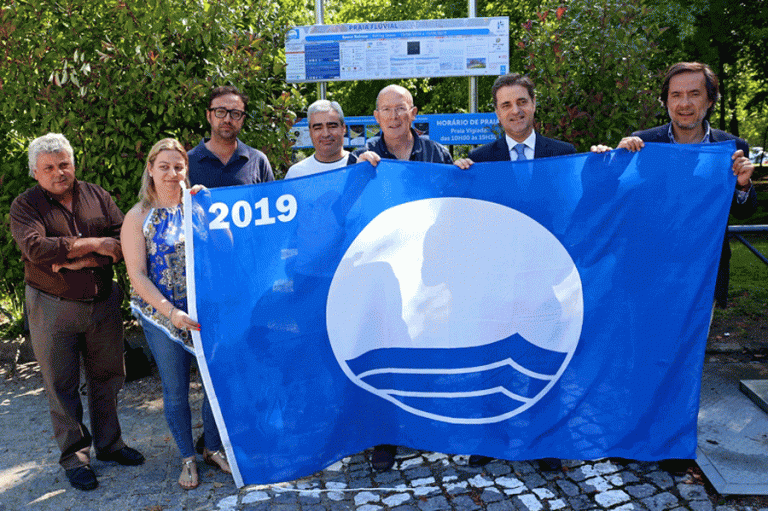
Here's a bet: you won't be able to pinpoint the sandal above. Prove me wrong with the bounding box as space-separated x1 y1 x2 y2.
178 457 199 490
203 447 232 474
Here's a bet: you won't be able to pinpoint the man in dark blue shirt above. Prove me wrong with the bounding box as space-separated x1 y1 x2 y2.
353 84 453 165
189 86 274 188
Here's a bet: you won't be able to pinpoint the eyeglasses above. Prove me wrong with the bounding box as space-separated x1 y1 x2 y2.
377 106 412 117
208 107 246 121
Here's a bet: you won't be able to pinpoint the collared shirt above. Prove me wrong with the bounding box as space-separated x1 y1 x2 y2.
353 128 453 164
505 131 537 160
188 138 275 188
668 120 712 145
9 180 124 300
668 121 749 202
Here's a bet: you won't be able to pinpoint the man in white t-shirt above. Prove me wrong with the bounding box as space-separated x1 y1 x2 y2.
285 100 357 179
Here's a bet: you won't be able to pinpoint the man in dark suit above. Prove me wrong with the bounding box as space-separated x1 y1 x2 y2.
592 62 756 310
591 61 756 475
455 73 576 173
456 73 575 472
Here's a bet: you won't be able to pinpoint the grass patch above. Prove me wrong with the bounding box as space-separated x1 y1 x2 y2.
713 233 768 344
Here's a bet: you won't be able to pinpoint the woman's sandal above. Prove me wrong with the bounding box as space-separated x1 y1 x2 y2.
179 457 199 490
203 448 232 474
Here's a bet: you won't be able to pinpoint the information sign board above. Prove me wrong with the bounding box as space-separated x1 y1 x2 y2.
286 17 509 83
290 113 502 149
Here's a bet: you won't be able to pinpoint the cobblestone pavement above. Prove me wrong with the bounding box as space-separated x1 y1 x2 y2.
1 361 766 511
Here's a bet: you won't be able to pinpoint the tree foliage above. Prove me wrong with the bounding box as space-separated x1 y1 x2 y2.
520 0 667 151
0 0 303 304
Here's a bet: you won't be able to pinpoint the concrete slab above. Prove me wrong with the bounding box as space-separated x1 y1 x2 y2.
697 360 768 495
740 379 768 415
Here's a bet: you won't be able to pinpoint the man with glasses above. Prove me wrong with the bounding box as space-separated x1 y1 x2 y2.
353 84 453 164
189 85 274 188
352 84 451 474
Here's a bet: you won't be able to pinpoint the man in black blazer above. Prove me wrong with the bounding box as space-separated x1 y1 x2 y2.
591 61 756 476
455 73 576 173
592 62 756 310
456 73 574 472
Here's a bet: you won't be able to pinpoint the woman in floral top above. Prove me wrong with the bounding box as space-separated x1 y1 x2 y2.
121 138 230 489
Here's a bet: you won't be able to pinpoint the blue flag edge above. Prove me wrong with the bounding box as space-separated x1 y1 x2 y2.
184 188 245 487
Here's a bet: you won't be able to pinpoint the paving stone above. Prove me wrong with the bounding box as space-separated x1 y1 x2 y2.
417 496 451 511
556 479 581 497
405 467 433 480
412 477 436 487
327 491 346 502
481 488 505 503
240 502 273 511
298 494 322 505
646 472 675 490
550 499 567 510
348 477 374 489
641 491 680 511
271 492 298 504
383 493 412 507
569 494 598 511
569 466 600 482
400 458 425 470
391 506 420 511
608 471 641 485
593 461 622 475
532 488 555 500
497 476 525 490
516 493 543 511
451 495 481 510
676 483 708 501
487 500 517 511
511 461 536 474
521 474 547 488
375 470 405 484
354 491 381 505
613 504 649 511
594 490 630 508
445 481 470 495
413 486 441 496
580 476 612 493
486 463 513 477
358 505 383 511
689 501 715 511
468 474 495 488
626 484 657 499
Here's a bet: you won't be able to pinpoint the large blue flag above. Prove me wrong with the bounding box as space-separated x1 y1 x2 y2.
183 142 737 487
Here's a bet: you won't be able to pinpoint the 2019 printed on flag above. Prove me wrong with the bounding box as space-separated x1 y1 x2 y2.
183 142 737 487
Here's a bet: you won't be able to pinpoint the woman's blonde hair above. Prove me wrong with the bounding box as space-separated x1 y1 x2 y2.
139 138 190 208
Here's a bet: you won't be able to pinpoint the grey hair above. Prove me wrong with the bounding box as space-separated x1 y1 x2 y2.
28 133 75 177
307 99 345 125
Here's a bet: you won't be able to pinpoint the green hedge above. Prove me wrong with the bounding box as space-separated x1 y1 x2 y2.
0 0 304 311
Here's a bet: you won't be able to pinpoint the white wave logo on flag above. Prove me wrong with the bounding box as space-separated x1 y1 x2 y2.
326 198 583 424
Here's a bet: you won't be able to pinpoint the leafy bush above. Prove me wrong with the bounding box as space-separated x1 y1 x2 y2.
520 0 667 151
0 0 303 306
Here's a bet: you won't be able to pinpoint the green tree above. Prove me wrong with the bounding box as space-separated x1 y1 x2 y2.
0 0 304 308
519 0 667 150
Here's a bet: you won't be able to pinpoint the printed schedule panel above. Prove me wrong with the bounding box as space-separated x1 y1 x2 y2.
286 17 509 83
290 113 502 148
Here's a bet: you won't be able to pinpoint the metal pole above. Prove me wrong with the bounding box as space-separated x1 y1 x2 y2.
315 0 327 100
468 0 477 113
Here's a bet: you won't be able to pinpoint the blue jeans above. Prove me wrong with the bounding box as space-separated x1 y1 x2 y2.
141 320 222 458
